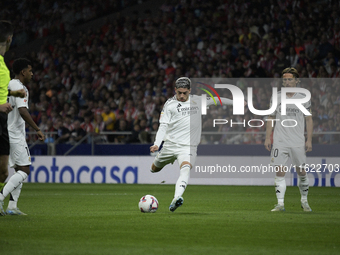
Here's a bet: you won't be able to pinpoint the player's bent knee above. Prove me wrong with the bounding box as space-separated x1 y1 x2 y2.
151 164 162 173
16 166 30 175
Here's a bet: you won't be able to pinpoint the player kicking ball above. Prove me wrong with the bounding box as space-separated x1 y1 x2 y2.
0 58 44 215
264 67 313 212
150 77 235 212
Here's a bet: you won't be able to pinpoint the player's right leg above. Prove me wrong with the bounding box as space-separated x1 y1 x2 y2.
270 146 289 211
1 141 31 215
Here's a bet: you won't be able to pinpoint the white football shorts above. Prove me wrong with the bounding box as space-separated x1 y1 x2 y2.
8 141 31 168
270 145 306 168
153 140 197 169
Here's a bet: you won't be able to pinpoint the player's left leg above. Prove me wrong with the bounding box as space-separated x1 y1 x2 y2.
169 161 191 212
5 165 30 215
0 155 9 216
175 161 191 198
169 146 197 212
150 142 176 173
291 147 312 211
296 167 311 211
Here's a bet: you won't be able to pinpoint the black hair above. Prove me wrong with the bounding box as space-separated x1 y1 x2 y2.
12 58 32 75
0 20 13 42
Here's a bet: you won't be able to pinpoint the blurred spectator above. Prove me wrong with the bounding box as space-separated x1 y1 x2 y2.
126 124 141 144
274 51 290 74
101 105 116 142
69 120 86 144
114 119 130 143
287 47 298 67
81 113 94 133
55 119 71 144
93 113 107 143
318 106 329 120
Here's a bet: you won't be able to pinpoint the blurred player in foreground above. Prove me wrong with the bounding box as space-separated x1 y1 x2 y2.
150 77 235 212
0 20 26 193
0 58 44 215
264 67 313 212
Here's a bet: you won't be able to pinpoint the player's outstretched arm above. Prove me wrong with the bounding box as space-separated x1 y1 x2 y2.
305 116 313 152
18 107 45 141
150 123 168 152
0 103 12 114
264 116 274 151
9 89 26 98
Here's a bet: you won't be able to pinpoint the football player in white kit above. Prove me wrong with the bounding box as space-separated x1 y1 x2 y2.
0 58 44 215
264 67 313 212
150 77 234 212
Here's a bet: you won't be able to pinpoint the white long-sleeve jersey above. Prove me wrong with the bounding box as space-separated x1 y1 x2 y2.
154 95 233 147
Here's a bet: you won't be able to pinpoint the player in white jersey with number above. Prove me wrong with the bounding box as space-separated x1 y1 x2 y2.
150 77 235 212
0 58 44 216
264 67 313 212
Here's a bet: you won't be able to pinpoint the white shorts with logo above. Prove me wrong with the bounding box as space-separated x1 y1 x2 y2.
153 141 197 169
270 145 306 168
8 141 31 168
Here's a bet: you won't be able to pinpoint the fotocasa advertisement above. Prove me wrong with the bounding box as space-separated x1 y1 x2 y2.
8 156 340 187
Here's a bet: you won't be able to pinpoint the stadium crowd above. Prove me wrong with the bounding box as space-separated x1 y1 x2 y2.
3 0 340 145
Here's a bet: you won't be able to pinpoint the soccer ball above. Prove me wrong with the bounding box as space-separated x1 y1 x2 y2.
138 195 159 213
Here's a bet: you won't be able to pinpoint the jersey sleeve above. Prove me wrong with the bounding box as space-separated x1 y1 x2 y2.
303 100 312 116
159 103 171 124
8 81 28 109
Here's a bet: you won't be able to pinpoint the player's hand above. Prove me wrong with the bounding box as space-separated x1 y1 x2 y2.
264 138 272 151
0 103 13 114
12 89 27 98
37 130 45 141
150 145 159 153
305 140 312 152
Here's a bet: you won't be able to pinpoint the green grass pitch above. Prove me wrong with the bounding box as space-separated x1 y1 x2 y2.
0 184 339 255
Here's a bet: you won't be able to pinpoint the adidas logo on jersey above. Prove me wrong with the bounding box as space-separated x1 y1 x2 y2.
177 103 182 108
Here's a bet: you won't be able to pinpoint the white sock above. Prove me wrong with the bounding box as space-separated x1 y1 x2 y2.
0 171 27 201
298 174 309 202
274 176 286 205
8 183 23 209
174 164 190 198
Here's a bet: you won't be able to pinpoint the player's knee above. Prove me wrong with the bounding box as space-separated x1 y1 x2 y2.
275 166 286 177
180 161 192 169
296 167 306 176
15 166 31 175
151 164 162 173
